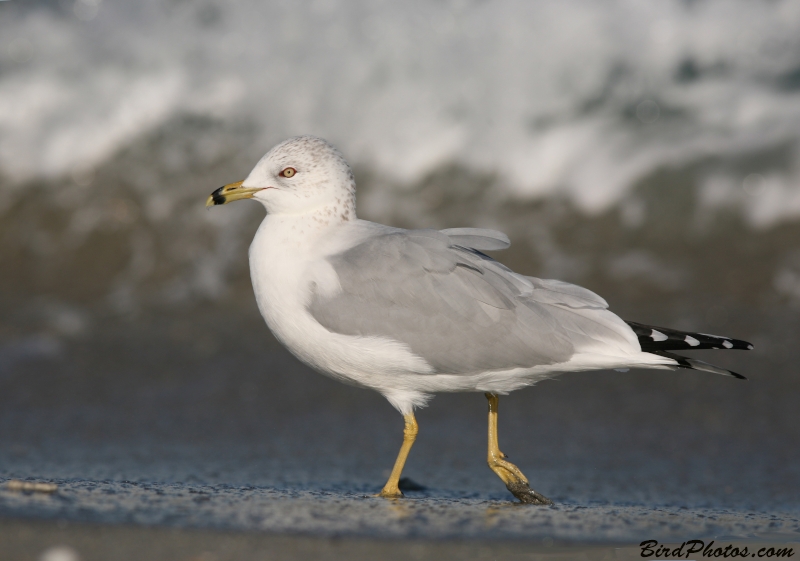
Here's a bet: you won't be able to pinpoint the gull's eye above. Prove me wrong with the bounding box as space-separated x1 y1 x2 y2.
279 167 296 178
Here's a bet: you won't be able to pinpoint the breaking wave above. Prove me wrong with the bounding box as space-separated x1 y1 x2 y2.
1 0 800 312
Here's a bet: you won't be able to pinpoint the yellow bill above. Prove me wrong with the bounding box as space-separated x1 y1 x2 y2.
206 180 264 207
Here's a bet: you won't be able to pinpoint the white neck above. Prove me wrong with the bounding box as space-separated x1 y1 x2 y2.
255 215 328 258
246 205 364 334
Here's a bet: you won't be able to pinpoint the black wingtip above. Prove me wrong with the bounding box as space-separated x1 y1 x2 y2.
649 350 748 380
626 321 754 352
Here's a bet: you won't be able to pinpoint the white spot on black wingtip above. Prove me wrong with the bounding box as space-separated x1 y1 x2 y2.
747 344 754 350
722 340 733 349
650 329 668 341
685 335 700 347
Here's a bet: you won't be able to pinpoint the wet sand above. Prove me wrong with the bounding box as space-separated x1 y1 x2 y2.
1 305 799 557
4 518 799 561
2 476 799 541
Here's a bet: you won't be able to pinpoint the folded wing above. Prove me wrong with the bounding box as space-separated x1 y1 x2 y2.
308 227 640 375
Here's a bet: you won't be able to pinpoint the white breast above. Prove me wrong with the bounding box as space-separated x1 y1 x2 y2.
248 215 433 390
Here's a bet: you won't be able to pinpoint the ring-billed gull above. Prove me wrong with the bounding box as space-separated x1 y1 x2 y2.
206 136 753 504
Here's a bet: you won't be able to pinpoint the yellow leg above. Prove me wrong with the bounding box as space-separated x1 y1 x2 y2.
379 413 418 498
486 393 553 505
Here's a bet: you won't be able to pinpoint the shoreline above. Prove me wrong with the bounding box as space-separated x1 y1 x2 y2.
5 518 797 561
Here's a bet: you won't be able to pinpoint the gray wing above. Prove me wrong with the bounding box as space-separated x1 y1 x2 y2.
308 228 636 375
439 228 510 251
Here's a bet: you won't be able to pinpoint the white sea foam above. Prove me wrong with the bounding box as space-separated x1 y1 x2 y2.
1 0 799 222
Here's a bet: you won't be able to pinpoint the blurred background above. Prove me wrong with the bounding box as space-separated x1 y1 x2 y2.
0 0 799 535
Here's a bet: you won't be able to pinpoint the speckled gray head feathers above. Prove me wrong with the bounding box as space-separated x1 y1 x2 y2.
245 136 357 219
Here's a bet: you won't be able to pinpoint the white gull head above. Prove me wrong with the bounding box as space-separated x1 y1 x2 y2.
244 135 357 220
